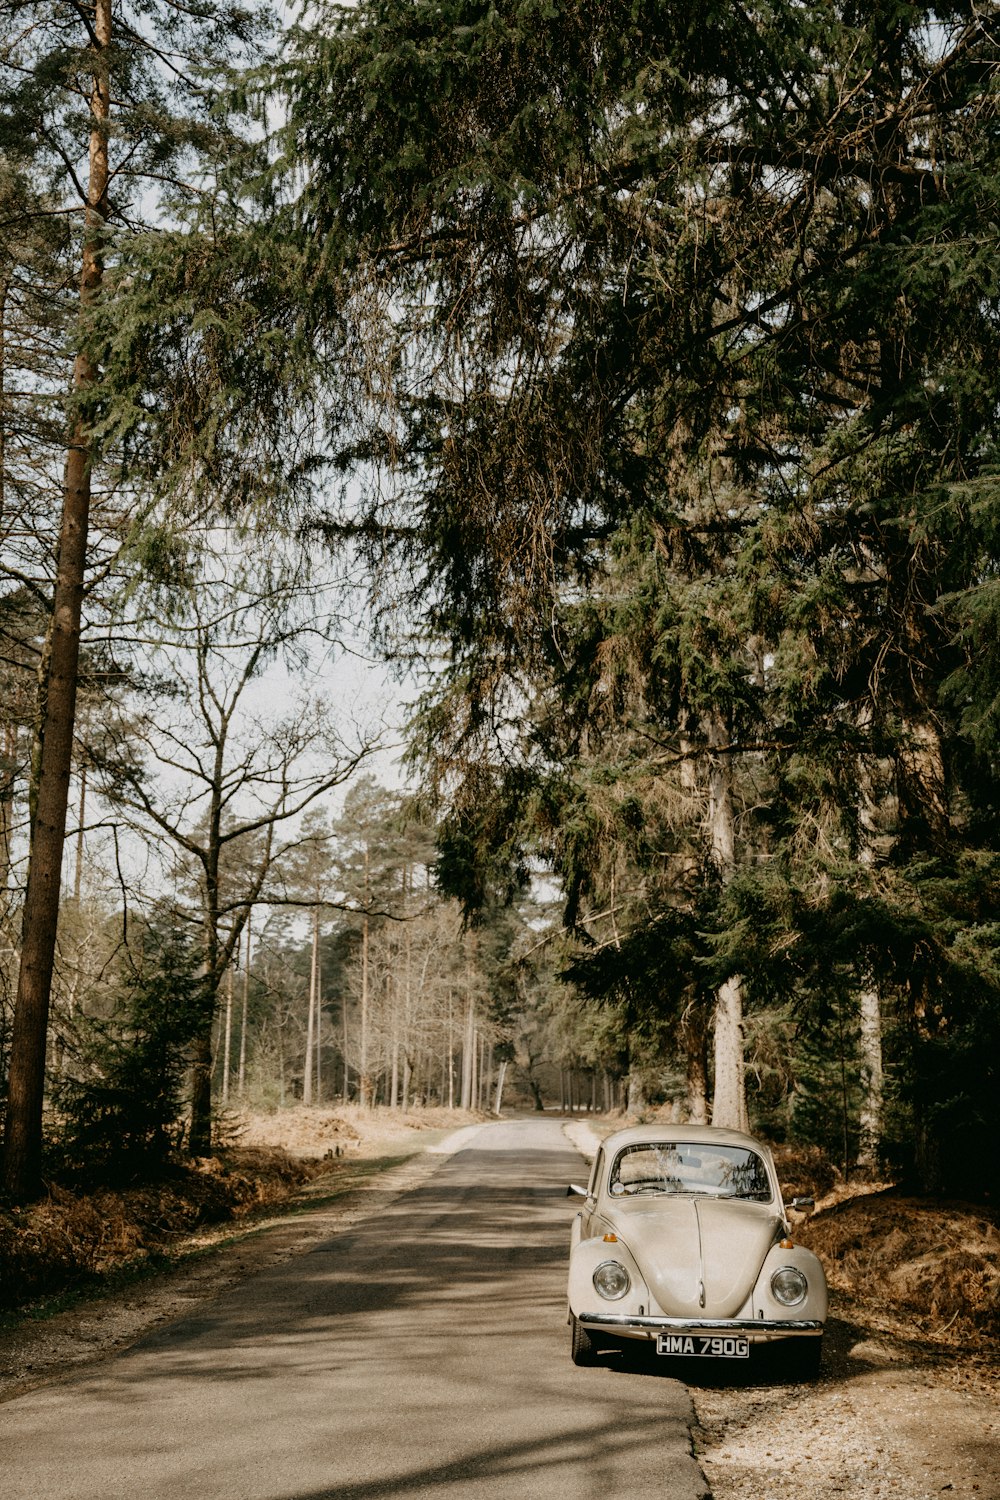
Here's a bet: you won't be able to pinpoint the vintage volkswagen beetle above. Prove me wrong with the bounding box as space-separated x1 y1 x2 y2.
568 1124 826 1376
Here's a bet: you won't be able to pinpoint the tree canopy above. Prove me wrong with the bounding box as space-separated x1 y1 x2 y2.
2 0 1000 1199
264 0 1000 1189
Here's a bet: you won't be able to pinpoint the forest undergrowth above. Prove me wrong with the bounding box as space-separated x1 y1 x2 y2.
0 1146 320 1315
774 1144 1000 1350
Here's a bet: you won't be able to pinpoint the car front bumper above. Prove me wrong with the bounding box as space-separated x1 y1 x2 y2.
578 1313 823 1343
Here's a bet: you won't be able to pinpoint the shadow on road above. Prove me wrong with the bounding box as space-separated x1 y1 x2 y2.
274 1409 691 1500
0 1127 710 1500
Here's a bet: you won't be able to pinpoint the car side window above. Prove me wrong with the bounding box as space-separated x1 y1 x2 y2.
588 1149 604 1199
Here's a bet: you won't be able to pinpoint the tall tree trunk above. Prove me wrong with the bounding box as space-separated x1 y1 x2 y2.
707 715 748 1131
189 1029 214 1154
342 992 350 1102
189 832 223 1153
389 976 399 1109
359 843 371 1106
857 987 883 1170
470 1026 479 1111
314 932 322 1103
222 964 233 1104
304 908 318 1106
2 0 111 1200
460 994 474 1109
493 1058 507 1115
856 761 883 1170
677 709 712 1121
278 1007 286 1107
712 978 748 1132
626 1068 647 1116
0 286 17 978
401 861 411 1111
238 917 250 1097
681 1002 710 1124
447 991 455 1108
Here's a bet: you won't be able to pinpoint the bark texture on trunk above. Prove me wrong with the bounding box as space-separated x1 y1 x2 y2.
856 995 884 1170
3 0 111 1200
626 1068 647 1116
856 769 884 1170
493 1058 507 1115
712 976 749 1132
460 994 475 1110
706 714 748 1131
303 909 318 1106
238 919 250 1097
359 845 371 1107
188 1030 214 1157
682 1006 710 1124
222 965 233 1105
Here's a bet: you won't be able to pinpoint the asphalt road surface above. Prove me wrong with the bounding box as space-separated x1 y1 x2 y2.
1 1119 709 1500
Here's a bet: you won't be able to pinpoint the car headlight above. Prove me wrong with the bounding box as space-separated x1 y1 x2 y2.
593 1260 630 1300
771 1266 808 1306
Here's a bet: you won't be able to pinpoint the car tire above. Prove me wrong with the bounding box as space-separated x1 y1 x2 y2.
570 1314 598 1366
787 1337 822 1381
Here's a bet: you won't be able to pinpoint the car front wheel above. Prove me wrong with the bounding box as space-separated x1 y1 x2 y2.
570 1314 599 1366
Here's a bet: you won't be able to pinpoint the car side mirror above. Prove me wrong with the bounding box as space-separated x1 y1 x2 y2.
567 1183 589 1197
789 1195 815 1213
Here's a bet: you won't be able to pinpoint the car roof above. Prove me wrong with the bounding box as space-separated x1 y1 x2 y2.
596 1123 775 1158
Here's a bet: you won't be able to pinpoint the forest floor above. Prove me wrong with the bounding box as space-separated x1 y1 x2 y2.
2 1111 999 1500
689 1288 1000 1500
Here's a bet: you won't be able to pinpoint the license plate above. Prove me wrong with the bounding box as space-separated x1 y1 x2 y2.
656 1334 750 1359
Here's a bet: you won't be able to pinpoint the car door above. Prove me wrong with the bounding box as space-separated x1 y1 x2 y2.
579 1148 604 1241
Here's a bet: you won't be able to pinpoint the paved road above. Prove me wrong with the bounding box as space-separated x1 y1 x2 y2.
1 1119 708 1499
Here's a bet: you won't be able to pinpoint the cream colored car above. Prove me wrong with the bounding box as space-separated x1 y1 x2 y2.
568 1124 826 1377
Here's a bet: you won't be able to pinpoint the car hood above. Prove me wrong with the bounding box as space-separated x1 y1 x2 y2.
601 1196 781 1319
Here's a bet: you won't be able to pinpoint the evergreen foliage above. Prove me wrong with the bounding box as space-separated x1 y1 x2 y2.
266 0 1000 1190
3 0 1000 1198
52 926 210 1185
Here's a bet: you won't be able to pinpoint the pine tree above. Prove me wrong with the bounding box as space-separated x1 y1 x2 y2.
266 0 1000 1184
1 0 272 1198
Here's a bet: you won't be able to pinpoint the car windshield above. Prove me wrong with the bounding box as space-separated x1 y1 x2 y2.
608 1142 773 1202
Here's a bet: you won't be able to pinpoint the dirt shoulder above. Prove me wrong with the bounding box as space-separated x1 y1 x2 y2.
690 1295 1000 1500
0 1107 485 1404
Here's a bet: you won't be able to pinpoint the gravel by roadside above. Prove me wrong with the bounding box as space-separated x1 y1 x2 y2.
690 1299 1000 1500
